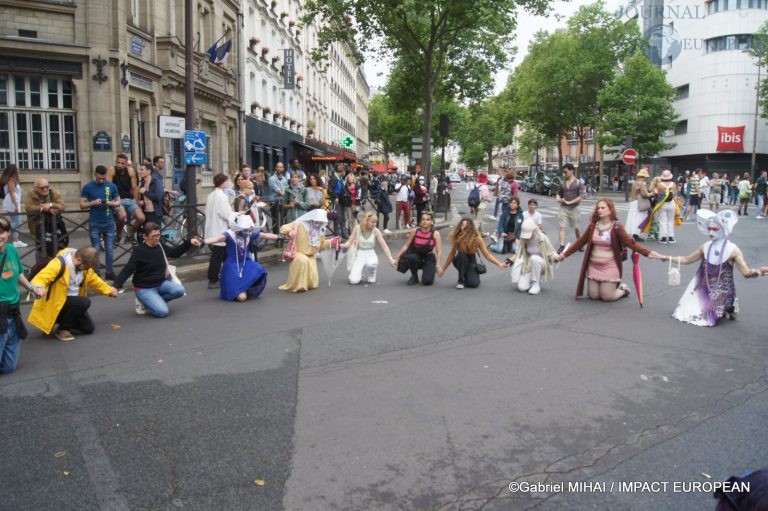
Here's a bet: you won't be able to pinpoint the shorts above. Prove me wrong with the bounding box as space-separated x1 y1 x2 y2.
688 194 700 206
558 205 580 229
120 198 139 216
709 191 721 204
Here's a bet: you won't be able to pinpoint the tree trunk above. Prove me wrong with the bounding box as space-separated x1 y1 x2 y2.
487 148 494 174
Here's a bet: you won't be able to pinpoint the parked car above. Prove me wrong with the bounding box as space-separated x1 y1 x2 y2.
487 174 501 186
448 173 462 183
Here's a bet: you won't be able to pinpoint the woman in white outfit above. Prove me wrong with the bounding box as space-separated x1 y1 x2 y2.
655 169 678 244
511 219 557 295
0 164 27 247
625 168 652 241
342 212 396 284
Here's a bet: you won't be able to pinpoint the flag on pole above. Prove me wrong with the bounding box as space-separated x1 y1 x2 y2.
206 39 232 66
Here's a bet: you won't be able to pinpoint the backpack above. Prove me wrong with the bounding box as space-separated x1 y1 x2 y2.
332 176 343 197
28 255 67 300
468 185 481 208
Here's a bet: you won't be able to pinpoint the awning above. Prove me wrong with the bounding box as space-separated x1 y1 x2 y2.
370 163 398 173
292 139 325 154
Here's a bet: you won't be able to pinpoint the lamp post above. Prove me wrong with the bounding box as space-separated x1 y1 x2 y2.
751 58 762 177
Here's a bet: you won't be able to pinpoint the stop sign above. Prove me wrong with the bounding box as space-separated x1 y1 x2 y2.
622 148 638 165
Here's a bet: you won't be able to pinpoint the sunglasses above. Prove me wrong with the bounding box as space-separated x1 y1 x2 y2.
37 185 50 190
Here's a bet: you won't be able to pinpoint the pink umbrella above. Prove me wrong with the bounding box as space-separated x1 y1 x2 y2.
631 251 644 308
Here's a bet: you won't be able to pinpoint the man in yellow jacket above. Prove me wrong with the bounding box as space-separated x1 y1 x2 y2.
28 247 118 341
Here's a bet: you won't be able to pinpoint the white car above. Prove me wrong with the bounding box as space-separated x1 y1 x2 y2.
448 173 461 183
487 174 501 186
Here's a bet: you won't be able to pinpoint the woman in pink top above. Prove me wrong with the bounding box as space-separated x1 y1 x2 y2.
554 199 660 301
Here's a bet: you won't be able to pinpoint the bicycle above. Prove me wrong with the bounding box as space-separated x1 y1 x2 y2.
161 194 206 248
585 186 597 200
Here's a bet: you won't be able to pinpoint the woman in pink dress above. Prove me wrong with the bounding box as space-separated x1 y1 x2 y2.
554 199 660 301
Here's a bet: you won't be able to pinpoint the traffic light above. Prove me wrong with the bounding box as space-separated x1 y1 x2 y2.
342 136 354 149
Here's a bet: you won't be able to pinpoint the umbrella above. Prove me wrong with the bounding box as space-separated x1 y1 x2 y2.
317 237 347 286
631 251 644 308
554 243 570 271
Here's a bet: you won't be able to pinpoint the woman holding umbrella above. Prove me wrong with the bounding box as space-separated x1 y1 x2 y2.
553 199 660 301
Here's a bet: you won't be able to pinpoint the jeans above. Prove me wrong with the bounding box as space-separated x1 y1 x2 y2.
348 249 379 284
452 251 481 288
135 280 186 318
89 222 116 273
496 202 510 234
757 193 764 216
9 212 21 240
517 254 545 292
0 316 20 374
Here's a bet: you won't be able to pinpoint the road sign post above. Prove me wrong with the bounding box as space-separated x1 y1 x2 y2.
622 148 638 165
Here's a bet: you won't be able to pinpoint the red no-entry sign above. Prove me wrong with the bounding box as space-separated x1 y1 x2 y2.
622 149 638 165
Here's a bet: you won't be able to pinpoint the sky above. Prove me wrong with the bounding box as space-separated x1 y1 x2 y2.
363 0 622 95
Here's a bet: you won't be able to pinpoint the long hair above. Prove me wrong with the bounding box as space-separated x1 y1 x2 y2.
590 199 618 223
449 218 480 249
0 164 18 187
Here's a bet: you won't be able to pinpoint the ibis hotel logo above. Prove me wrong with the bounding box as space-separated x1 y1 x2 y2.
716 126 745 152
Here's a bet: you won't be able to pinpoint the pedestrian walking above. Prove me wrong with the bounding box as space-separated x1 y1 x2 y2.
625 168 652 241
0 164 27 248
555 163 585 253
737 173 752 216
554 199 660 301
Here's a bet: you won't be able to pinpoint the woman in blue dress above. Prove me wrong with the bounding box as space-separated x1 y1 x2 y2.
193 213 279 302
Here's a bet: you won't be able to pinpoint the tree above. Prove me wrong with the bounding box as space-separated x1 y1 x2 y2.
302 0 552 184
368 93 417 169
746 20 768 118
597 52 677 160
455 99 510 173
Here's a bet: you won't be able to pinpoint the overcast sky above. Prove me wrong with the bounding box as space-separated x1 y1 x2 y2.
363 0 622 95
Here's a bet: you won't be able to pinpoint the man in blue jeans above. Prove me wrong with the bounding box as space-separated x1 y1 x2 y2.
80 165 121 280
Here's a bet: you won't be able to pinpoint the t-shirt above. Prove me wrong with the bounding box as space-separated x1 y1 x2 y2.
0 245 21 304
81 181 119 224
523 210 543 227
687 176 701 196
756 177 768 195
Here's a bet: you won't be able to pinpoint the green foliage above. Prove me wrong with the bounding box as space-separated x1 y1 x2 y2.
302 0 553 178
368 93 417 158
516 124 558 165
454 100 509 172
597 52 678 159
747 20 768 118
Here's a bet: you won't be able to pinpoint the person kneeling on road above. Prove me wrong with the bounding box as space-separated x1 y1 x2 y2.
113 222 194 317
28 247 118 342
510 219 557 295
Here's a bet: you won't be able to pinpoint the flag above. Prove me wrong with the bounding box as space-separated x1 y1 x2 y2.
206 39 232 66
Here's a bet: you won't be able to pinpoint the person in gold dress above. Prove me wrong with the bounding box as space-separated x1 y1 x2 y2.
279 209 333 292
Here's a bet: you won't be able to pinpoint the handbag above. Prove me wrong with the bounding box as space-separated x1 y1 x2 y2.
282 223 298 262
475 253 487 274
668 256 681 286
160 246 182 285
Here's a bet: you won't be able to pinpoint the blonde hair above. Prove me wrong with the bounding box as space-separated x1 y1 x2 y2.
359 212 377 233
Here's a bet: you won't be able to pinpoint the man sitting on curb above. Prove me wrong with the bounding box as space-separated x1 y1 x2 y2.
28 247 118 342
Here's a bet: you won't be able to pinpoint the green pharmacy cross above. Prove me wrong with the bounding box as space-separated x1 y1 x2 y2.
342 136 354 148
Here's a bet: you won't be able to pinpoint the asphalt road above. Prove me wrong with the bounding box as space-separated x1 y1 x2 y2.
1 189 767 510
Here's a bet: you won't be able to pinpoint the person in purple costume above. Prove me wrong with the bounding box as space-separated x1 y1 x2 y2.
656 209 763 326
193 213 279 302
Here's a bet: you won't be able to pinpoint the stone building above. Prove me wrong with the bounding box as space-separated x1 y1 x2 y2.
0 0 241 205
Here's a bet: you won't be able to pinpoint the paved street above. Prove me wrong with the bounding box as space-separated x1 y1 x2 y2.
2 190 768 510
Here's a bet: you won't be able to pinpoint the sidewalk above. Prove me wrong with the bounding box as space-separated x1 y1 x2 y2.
174 211 456 282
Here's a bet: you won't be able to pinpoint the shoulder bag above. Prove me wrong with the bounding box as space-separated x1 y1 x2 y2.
475 252 487 274
160 245 182 285
668 256 681 286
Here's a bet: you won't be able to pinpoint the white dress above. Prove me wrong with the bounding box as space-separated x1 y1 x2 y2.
624 200 647 237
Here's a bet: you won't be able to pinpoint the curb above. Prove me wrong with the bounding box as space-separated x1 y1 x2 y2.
174 215 456 282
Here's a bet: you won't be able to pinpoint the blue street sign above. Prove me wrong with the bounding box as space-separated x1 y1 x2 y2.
184 130 207 152
184 152 208 165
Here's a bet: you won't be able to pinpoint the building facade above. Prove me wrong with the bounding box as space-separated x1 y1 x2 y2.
0 0 241 203
637 0 768 175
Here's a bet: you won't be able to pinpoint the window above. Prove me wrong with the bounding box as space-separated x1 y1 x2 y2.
706 34 753 52
0 74 77 170
676 84 689 100
674 120 688 135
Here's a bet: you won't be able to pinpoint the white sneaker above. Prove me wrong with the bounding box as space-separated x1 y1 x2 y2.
456 283 464 289
12 240 28 248
135 297 147 315
383 229 392 234
757 216 764 219
528 283 541 295
488 215 498 220
490 233 499 243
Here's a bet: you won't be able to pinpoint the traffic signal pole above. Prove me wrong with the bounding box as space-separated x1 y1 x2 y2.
184 0 199 234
